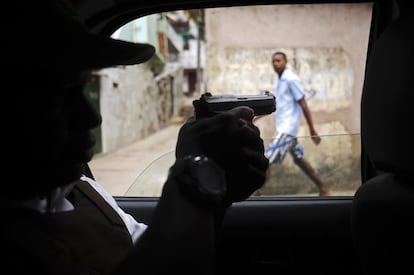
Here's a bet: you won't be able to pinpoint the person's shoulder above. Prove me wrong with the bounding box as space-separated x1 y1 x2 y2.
282 68 300 81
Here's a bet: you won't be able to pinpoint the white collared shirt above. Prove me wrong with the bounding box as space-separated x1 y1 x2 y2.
274 68 306 137
9 175 147 244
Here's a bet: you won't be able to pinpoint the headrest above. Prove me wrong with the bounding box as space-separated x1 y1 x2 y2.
361 13 414 176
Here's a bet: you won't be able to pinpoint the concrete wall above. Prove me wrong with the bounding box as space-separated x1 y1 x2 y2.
205 3 372 193
96 62 184 153
205 3 372 136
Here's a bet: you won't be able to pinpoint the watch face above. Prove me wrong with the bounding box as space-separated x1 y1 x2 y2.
173 155 227 206
195 162 227 196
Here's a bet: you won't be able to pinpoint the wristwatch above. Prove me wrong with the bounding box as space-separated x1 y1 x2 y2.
168 155 227 207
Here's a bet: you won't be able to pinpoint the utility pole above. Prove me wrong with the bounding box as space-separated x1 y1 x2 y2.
195 9 203 95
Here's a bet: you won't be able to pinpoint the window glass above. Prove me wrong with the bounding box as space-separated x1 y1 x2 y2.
88 3 373 197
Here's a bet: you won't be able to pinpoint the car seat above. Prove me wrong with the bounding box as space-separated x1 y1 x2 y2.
351 1 414 274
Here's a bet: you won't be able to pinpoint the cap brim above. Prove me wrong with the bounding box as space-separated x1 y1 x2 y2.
4 1 156 71
69 32 156 70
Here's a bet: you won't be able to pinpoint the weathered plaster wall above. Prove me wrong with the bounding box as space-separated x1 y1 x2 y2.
205 5 371 131
97 63 183 153
205 3 372 192
205 3 372 135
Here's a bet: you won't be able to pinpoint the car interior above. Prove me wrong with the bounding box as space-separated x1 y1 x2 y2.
72 0 413 274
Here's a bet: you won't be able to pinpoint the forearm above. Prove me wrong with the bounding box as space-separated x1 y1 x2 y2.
303 110 316 133
299 99 316 134
112 179 218 275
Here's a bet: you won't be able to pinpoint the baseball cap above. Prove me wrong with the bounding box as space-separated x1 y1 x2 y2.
3 0 155 71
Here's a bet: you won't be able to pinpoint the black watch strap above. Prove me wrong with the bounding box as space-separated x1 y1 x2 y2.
168 155 227 207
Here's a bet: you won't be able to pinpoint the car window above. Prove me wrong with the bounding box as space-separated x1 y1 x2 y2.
125 133 360 197
88 3 373 197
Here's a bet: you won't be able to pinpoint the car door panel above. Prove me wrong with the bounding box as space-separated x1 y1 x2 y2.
116 196 362 274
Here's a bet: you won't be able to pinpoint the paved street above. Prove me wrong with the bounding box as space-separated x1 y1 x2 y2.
88 123 182 196
88 119 357 197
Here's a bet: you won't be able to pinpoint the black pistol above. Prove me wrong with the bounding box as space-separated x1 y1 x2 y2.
192 91 276 119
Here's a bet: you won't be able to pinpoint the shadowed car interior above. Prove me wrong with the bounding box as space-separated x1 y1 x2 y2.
16 0 414 274
76 0 414 274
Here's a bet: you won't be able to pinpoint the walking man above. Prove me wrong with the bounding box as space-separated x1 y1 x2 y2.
259 51 331 196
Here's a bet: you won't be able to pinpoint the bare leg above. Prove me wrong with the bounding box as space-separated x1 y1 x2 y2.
293 158 331 196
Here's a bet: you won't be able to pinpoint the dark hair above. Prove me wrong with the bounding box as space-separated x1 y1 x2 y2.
272 51 287 61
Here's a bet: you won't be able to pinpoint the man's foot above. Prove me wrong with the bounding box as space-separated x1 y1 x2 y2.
319 188 332 196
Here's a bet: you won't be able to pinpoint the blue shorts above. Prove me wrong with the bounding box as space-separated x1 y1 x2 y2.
265 133 304 164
